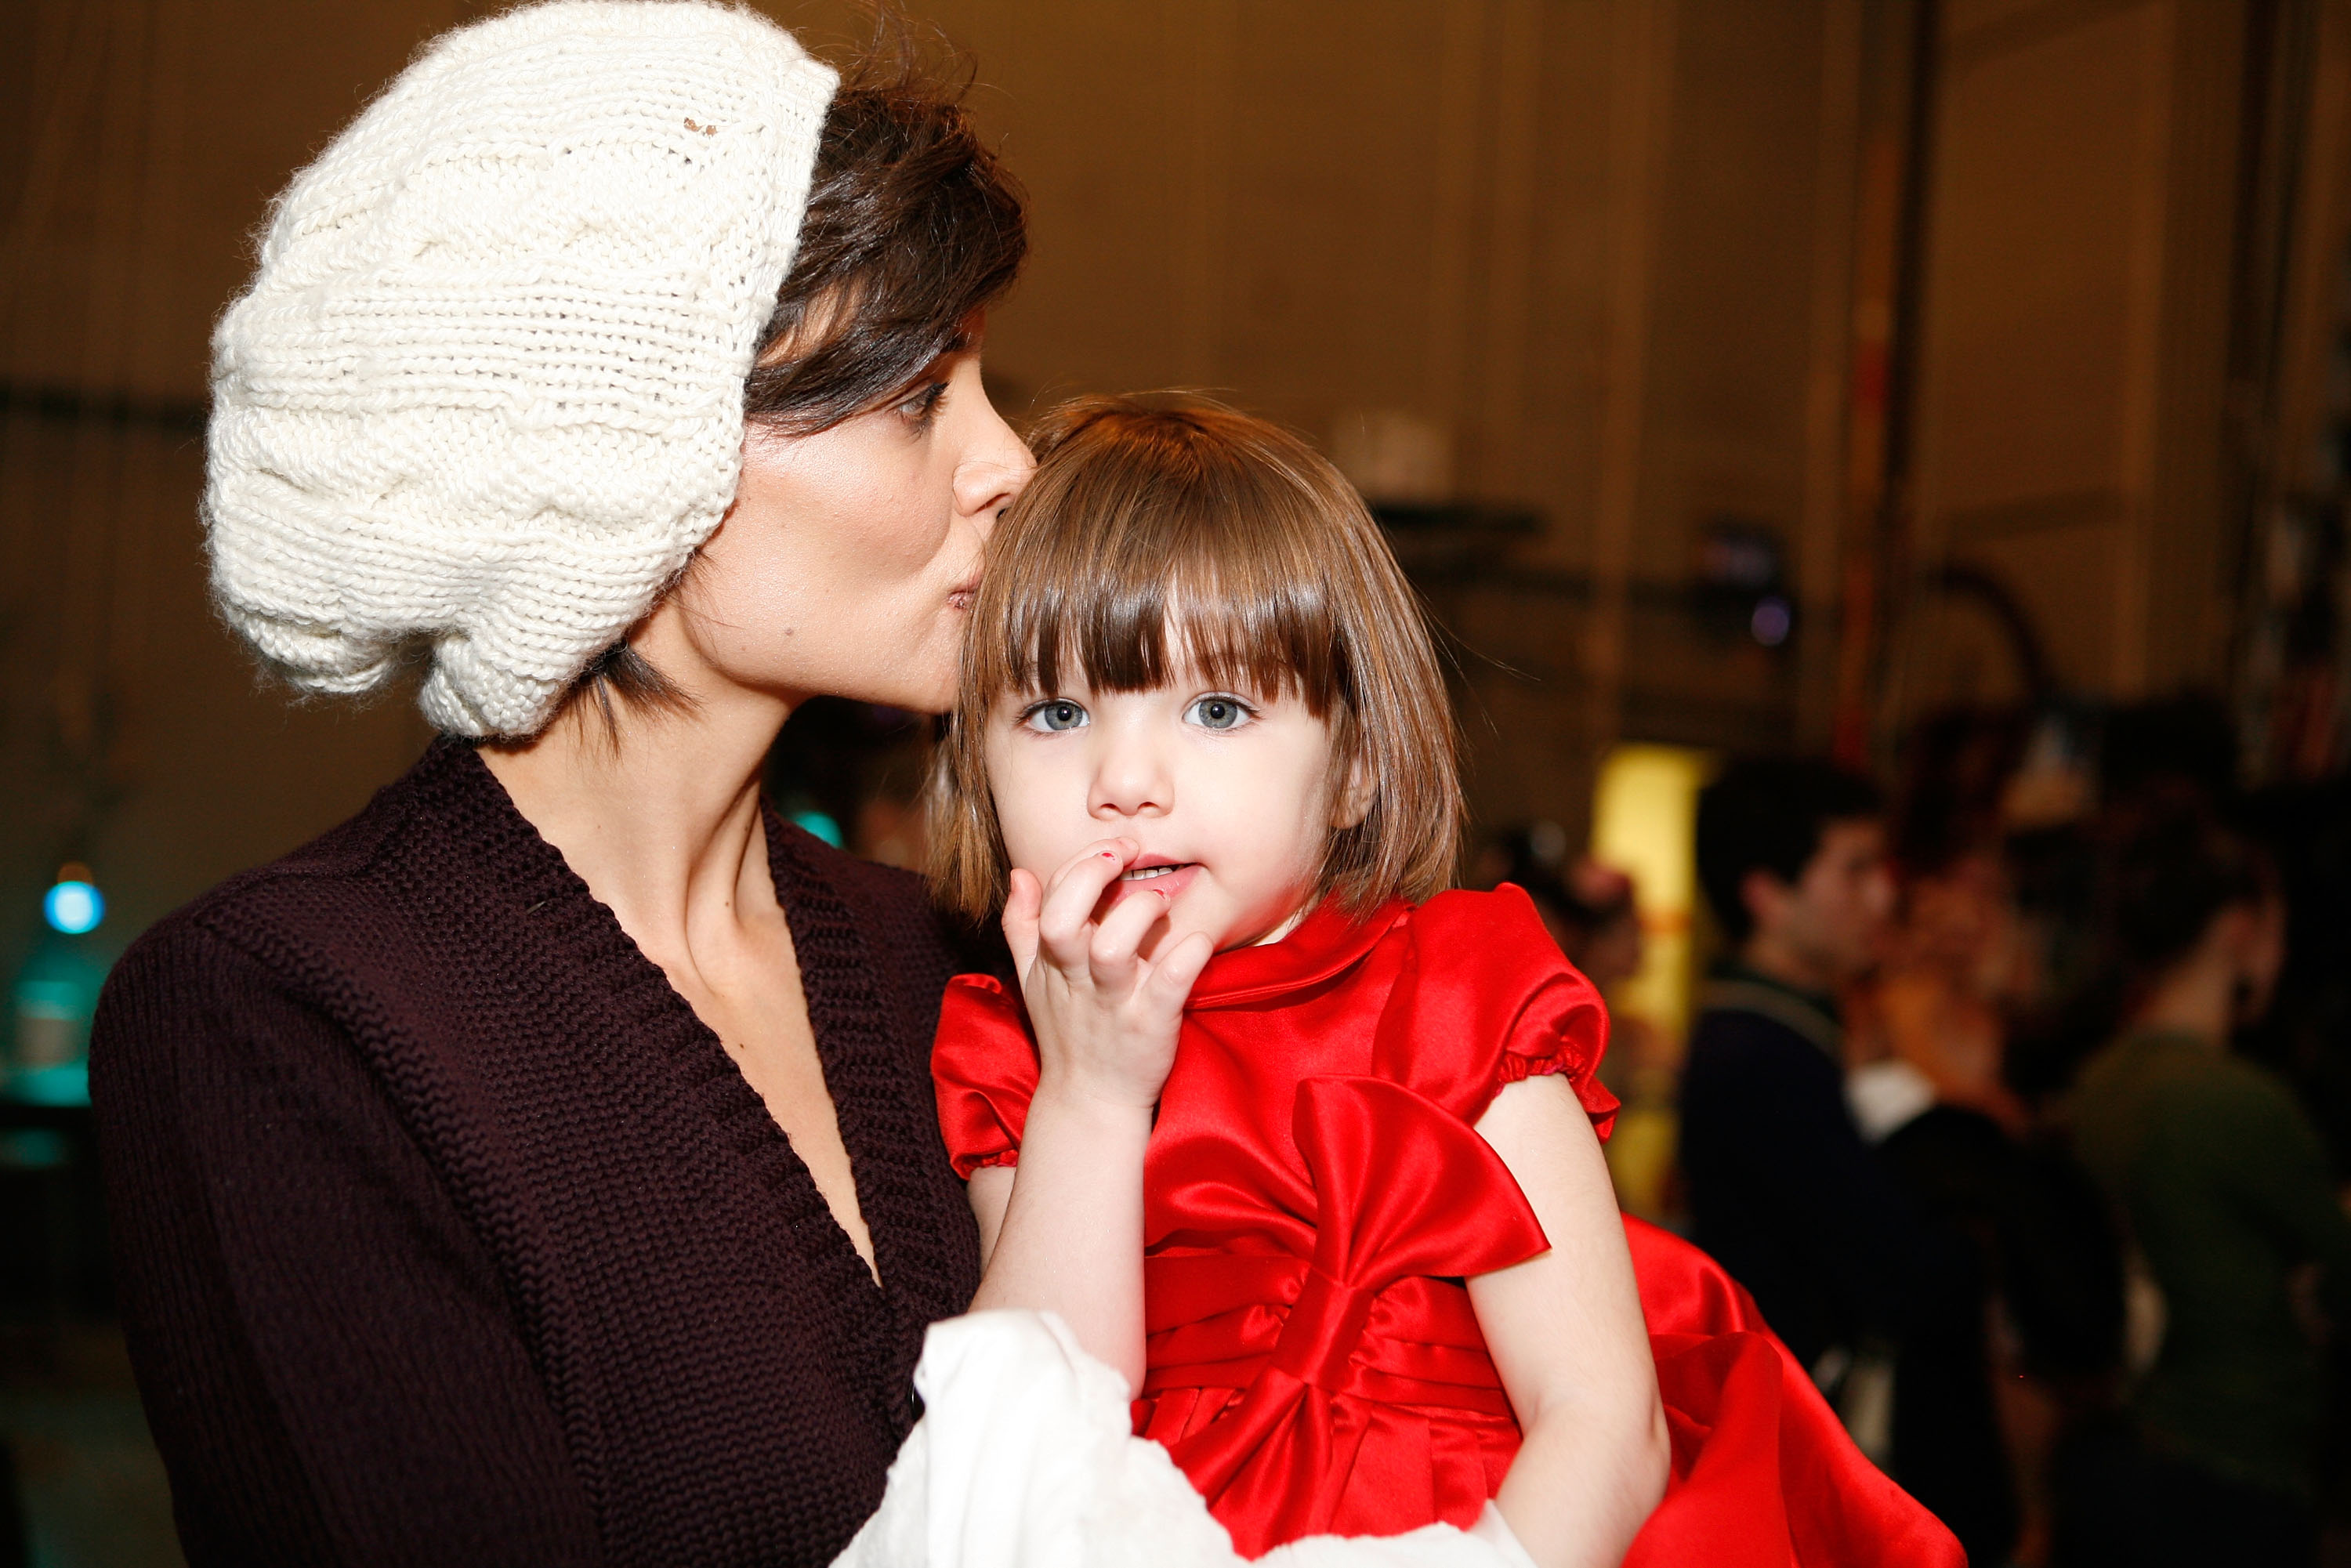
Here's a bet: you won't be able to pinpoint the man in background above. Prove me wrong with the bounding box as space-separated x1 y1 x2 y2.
1680 759 1912 1389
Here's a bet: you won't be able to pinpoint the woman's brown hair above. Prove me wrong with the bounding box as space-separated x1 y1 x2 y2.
743 20 1028 433
571 13 1028 726
929 394 1463 921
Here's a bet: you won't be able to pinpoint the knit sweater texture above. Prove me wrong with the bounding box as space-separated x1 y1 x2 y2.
90 739 990 1566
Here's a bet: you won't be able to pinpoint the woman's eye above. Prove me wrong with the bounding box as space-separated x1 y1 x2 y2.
1021 699 1088 733
1186 695 1254 731
897 381 948 427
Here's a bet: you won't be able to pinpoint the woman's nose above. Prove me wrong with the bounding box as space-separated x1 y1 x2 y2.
957 401 1034 530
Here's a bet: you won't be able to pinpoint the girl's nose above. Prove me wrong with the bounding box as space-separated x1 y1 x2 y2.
1089 727 1172 820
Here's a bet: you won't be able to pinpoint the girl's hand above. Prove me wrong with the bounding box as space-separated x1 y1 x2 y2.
1002 838 1215 1112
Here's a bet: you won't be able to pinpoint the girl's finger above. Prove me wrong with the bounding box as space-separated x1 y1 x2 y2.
1035 837 1136 960
1143 929 1215 1017
1088 880 1169 982
1001 867 1043 976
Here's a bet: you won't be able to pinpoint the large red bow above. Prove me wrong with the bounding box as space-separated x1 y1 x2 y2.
1148 1075 1549 1553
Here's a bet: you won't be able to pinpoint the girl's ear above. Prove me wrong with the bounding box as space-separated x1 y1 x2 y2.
1331 748 1376 831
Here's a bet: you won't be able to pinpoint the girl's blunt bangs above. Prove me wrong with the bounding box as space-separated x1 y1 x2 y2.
931 395 1465 922
973 435 1347 715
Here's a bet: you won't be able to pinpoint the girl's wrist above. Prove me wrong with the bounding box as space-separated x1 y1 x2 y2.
1026 1078 1157 1136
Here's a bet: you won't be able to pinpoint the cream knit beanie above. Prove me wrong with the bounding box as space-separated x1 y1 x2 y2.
205 0 838 737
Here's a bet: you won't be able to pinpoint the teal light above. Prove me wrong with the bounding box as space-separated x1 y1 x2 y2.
790 809 845 849
11 891 110 1103
6 1063 89 1109
43 880 103 935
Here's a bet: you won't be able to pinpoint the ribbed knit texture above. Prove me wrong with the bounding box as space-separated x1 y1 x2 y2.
205 1 837 737
91 739 989 1566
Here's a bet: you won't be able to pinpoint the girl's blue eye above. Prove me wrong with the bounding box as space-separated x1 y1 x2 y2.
1187 694 1253 731
1023 698 1088 733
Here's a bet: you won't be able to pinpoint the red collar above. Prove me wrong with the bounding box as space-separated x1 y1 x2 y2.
1187 899 1408 1009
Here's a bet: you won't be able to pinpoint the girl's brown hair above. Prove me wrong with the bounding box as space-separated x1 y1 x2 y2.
929 394 1463 920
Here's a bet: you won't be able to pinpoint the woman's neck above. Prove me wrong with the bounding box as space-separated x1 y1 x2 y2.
480 679 793 963
2128 945 2237 1047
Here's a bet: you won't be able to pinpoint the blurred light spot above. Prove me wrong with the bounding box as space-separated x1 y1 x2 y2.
0 1128 71 1168
1750 596 1793 647
6 1063 90 1109
1589 744 1713 1046
791 810 845 849
43 880 103 935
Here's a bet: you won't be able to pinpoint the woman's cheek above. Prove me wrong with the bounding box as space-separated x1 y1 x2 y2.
842 464 946 572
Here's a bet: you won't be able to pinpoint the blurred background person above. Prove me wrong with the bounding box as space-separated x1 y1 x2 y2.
1678 759 1916 1417
1851 707 2129 1568
1476 824 1645 987
1474 825 1681 1220
2062 796 2351 1568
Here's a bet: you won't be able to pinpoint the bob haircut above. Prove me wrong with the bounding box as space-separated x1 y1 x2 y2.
930 394 1463 921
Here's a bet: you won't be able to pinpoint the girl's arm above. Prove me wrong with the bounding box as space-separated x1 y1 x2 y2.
1472 1075 1669 1568
966 839 1212 1392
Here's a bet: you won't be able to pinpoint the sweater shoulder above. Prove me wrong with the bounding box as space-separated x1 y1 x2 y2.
1686 1007 1835 1072
2080 1035 2292 1122
121 752 440 977
2145 1048 2306 1142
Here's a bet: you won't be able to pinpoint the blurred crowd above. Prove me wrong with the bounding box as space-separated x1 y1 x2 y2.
1479 694 2351 1568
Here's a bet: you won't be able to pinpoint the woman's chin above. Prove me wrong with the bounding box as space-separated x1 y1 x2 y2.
867 653 959 715
775 667 953 716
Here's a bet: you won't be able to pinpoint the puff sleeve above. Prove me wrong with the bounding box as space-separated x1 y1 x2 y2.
932 974 1041 1180
1375 885 1621 1136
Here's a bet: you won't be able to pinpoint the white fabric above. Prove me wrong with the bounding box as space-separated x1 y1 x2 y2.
1845 1057 1936 1145
205 0 837 736
834 1310 1538 1568
1462 1505 1541 1568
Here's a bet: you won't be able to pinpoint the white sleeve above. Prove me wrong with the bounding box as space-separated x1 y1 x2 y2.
835 1310 1541 1568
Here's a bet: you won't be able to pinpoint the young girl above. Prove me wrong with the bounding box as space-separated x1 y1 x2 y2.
926 397 1962 1568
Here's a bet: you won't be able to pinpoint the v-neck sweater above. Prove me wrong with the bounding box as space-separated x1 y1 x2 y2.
89 739 991 1566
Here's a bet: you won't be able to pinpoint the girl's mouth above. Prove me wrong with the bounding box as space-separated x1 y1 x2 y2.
1106 860 1201 904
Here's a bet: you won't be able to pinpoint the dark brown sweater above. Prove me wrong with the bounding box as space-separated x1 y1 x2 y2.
90 739 989 1566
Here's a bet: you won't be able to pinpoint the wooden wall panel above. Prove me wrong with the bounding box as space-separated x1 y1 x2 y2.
1902 0 2248 714
1922 7 2161 520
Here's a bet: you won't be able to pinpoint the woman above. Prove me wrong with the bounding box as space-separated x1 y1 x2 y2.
89 5 1031 1563
2068 795 2349 1567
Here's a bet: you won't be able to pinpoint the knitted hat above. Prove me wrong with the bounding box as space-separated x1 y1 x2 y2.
205 1 839 737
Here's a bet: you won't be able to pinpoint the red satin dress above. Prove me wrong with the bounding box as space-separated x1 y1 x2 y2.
933 888 1961 1566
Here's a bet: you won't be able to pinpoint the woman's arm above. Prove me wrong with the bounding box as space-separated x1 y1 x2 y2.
1471 1075 1669 1568
92 925 601 1566
964 841 1211 1391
